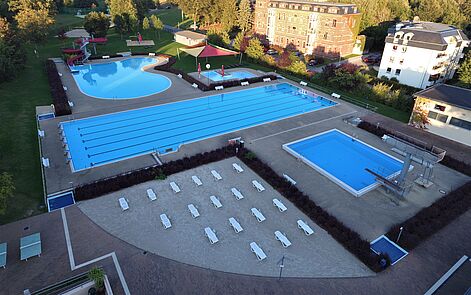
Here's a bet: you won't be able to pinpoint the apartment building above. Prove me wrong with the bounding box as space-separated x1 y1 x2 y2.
254 0 361 57
378 21 470 89
411 84 471 146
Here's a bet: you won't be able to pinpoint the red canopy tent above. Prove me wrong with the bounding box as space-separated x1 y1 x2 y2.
179 44 240 68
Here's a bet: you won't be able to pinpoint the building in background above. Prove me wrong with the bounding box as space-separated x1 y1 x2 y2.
254 0 361 57
378 21 470 89
411 84 471 146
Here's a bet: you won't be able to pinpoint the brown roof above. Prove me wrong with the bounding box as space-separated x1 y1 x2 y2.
174 30 207 40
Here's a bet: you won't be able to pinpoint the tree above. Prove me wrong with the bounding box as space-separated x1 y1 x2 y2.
245 37 264 59
457 51 471 88
220 0 237 32
150 14 163 39
287 60 307 75
0 17 24 81
88 267 105 291
233 32 248 52
8 0 55 43
0 172 15 215
237 0 252 33
142 16 150 30
109 0 137 24
277 51 292 68
176 0 210 30
84 11 110 37
410 106 430 129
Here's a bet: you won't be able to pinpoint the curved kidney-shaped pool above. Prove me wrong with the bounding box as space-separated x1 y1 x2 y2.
70 57 172 99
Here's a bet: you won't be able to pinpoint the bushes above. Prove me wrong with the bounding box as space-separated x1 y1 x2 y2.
385 181 471 250
74 146 237 200
45 60 72 116
236 148 383 272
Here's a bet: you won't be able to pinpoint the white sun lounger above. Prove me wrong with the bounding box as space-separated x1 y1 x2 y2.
170 182 181 193
251 208 266 222
232 163 244 173
160 214 171 229
231 188 244 200
211 170 222 181
250 242 267 261
241 81 249 86
118 197 129 211
273 198 287 212
188 204 200 218
204 227 219 244
297 220 314 236
210 195 222 208
252 180 265 192
0 243 6 268
192 175 202 186
263 78 271 82
274 231 292 248
146 189 157 201
229 217 243 233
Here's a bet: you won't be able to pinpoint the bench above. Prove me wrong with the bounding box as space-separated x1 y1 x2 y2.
331 92 341 99
188 204 200 218
231 188 244 200
297 220 314 236
148 52 156 56
272 198 287 212
241 81 249 86
274 231 292 248
177 73 182 78
102 55 110 59
191 83 198 89
263 78 271 82
210 195 222 208
300 81 308 86
250 242 267 261
251 208 266 223
170 182 181 193
160 214 172 229
252 180 265 192
204 227 219 244
215 86 224 90
229 217 243 233
282 173 297 185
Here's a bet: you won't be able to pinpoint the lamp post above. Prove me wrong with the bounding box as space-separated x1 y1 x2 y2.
396 227 404 243
277 255 285 280
206 63 211 86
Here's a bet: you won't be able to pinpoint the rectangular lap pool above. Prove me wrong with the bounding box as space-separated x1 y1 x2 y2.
283 129 405 196
61 83 336 171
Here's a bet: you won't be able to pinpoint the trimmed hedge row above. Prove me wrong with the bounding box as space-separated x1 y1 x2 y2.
45 60 72 116
74 146 237 200
357 121 471 177
154 56 277 91
385 180 471 250
236 149 383 272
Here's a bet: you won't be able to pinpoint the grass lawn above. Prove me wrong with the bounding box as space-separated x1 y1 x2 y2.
0 13 409 224
150 6 192 29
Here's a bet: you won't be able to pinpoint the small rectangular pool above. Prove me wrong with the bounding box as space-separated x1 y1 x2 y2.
201 70 256 82
283 129 405 196
61 83 337 171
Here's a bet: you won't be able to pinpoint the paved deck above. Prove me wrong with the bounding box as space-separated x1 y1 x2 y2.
1 203 470 294
78 158 372 278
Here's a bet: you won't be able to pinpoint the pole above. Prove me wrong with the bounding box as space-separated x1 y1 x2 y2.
396 227 404 243
278 255 285 280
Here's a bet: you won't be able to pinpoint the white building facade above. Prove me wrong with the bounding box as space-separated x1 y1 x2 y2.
378 22 470 89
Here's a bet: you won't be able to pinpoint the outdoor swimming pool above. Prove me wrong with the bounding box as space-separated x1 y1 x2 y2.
201 70 256 82
61 83 336 171
283 129 405 196
70 57 171 99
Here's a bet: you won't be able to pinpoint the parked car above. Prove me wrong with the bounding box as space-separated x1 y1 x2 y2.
307 58 324 66
362 53 382 64
266 49 278 55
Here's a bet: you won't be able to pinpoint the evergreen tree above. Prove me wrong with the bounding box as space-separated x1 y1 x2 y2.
220 0 237 32
458 52 471 88
238 0 252 33
142 16 150 30
8 0 55 43
84 11 110 37
245 37 264 59
109 0 137 23
150 14 163 39
175 0 210 30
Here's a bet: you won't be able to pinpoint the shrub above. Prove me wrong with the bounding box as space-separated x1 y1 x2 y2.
45 60 72 116
245 38 264 60
155 169 166 180
88 267 105 289
287 60 307 75
84 12 110 37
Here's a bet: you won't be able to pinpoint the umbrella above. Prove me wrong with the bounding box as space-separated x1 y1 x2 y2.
221 65 224 77
198 63 201 78
138 32 142 43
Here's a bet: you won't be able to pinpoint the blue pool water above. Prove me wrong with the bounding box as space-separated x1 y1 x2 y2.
70 57 171 99
283 130 404 196
202 70 256 82
370 235 408 265
61 83 336 171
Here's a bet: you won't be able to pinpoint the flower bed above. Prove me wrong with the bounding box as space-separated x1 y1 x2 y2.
45 60 72 116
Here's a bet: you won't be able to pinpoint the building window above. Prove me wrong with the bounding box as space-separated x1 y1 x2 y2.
399 59 404 65
434 104 446 112
395 69 401 75
389 57 395 63
402 46 407 53
428 111 448 123
392 45 398 51
332 20 337 27
323 33 328 40
449 117 471 130
386 67 392 73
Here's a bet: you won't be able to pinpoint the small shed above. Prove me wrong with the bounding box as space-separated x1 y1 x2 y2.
174 30 207 46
